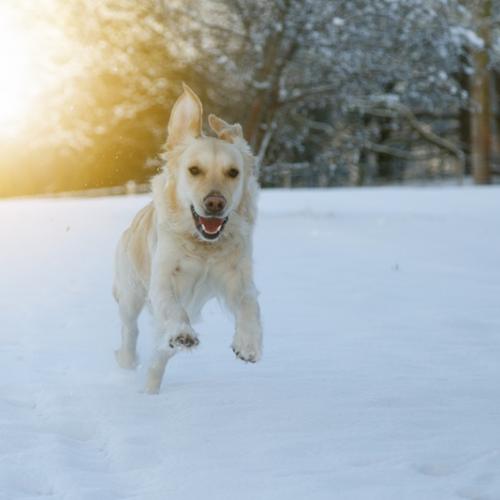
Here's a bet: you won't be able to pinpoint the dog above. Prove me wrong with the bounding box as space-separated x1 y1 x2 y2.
113 84 262 394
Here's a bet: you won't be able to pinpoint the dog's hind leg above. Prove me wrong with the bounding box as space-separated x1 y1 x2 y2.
145 346 176 394
115 285 145 370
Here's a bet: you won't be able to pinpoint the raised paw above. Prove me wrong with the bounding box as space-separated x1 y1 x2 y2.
169 332 199 350
231 339 261 363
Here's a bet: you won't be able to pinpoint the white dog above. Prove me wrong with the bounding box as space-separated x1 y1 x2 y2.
113 84 262 394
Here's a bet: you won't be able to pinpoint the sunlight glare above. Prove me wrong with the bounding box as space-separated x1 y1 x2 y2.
0 5 40 134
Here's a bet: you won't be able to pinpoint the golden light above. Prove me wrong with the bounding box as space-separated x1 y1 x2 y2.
0 4 41 134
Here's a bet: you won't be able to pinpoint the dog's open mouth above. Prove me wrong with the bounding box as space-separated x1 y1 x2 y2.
191 205 228 240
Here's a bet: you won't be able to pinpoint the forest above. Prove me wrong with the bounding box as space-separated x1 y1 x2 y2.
0 0 498 196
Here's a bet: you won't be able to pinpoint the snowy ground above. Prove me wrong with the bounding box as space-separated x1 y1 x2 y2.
1 187 499 500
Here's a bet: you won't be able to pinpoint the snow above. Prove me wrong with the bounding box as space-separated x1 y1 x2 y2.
450 26 485 50
1 186 500 500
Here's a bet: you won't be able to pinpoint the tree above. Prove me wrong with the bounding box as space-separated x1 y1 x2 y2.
470 0 493 184
2 0 498 195
161 0 476 185
0 0 176 196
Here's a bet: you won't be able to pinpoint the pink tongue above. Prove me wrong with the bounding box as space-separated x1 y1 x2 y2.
199 216 224 233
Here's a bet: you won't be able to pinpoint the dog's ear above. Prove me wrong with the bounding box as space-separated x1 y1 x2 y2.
167 83 203 150
208 114 243 144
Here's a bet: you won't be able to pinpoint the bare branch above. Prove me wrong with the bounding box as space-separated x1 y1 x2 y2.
363 142 439 162
279 85 338 107
353 100 465 165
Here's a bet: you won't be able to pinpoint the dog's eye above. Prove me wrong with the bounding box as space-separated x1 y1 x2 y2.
189 166 201 176
227 168 239 178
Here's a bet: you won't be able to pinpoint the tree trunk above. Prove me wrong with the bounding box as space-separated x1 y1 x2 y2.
376 118 394 182
457 53 472 176
470 0 492 185
492 69 500 175
244 26 285 151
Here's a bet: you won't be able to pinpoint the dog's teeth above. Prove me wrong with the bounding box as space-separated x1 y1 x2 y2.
201 223 220 235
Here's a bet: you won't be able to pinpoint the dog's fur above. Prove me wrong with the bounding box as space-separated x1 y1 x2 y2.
113 84 262 394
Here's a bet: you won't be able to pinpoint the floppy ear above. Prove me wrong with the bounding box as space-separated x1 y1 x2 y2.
166 83 203 150
208 114 243 144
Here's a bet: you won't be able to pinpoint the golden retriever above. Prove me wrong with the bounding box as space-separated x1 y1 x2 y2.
113 84 262 394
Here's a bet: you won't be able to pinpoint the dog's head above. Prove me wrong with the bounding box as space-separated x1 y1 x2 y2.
162 84 254 242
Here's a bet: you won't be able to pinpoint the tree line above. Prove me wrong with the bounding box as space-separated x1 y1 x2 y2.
0 0 498 197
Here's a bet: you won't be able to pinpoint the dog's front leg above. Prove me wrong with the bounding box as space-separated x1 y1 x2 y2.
232 291 262 363
225 262 263 363
146 257 198 394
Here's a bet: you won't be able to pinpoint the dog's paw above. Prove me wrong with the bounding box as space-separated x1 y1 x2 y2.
144 379 161 395
231 337 261 363
169 332 199 350
114 349 138 370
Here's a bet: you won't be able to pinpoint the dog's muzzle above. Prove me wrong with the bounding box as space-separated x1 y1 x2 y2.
190 205 228 241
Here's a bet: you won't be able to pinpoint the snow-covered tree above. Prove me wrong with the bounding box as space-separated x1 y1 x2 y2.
162 0 498 185
0 0 176 195
2 0 499 195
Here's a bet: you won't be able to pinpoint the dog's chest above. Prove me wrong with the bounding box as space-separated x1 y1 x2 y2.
171 255 227 317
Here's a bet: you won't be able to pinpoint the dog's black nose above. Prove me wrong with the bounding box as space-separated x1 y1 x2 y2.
204 192 226 215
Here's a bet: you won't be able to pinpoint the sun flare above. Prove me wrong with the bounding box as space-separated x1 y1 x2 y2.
0 5 41 134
